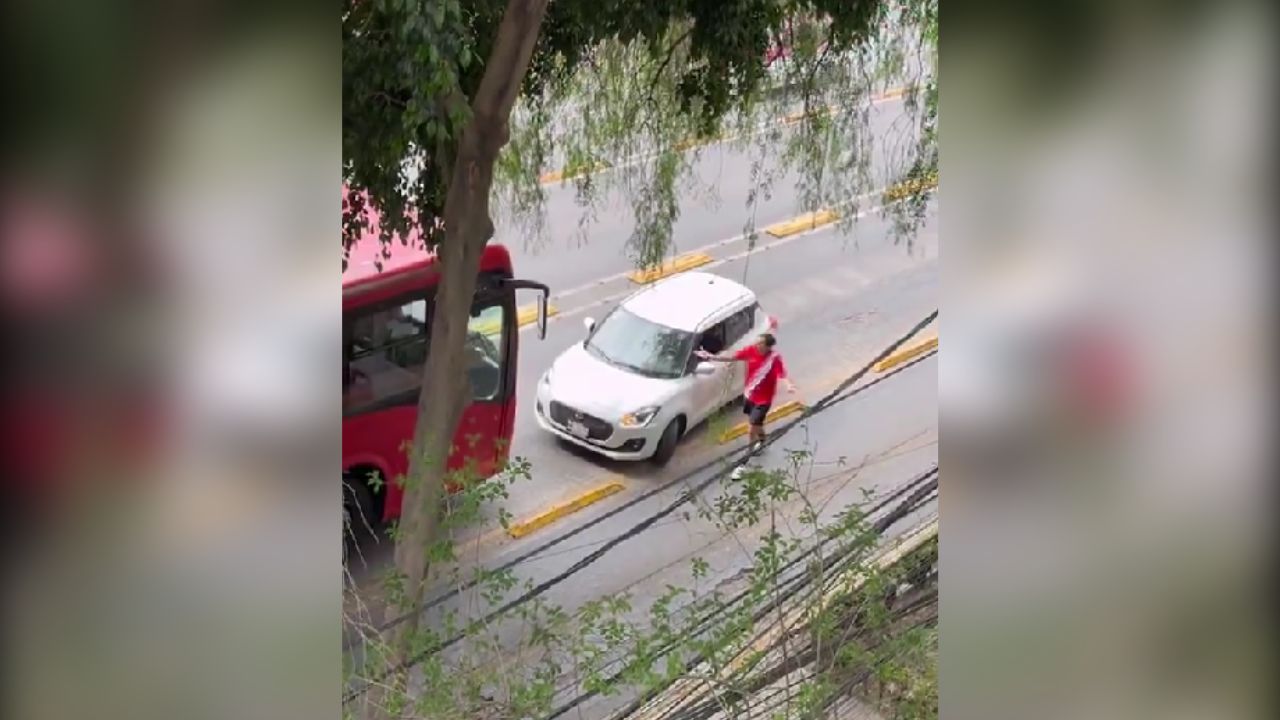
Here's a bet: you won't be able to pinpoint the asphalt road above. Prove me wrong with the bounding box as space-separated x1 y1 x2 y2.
343 95 938 708
505 91 923 293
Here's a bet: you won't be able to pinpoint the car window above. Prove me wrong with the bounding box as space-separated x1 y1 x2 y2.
698 323 726 355
724 304 756 347
344 297 429 412
586 307 695 379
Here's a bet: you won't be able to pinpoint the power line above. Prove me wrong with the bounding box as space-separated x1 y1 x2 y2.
611 480 940 720
344 310 937 704
364 315 937 645
543 464 939 720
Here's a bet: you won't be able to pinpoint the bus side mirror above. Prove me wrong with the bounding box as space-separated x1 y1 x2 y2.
535 293 549 340
502 278 552 340
583 317 596 334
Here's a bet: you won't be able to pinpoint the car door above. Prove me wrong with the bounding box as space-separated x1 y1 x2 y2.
724 305 759 403
688 316 734 424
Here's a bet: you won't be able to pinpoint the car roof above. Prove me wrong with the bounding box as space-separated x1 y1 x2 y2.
622 271 755 332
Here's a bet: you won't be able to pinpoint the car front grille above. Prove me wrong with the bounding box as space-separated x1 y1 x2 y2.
548 401 614 441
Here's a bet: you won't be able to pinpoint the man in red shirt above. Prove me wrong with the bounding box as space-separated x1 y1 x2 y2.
696 332 797 453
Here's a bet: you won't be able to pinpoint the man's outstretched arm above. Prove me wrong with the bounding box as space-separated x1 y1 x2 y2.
694 349 744 363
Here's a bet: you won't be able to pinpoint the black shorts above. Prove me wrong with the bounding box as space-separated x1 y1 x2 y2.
743 400 771 427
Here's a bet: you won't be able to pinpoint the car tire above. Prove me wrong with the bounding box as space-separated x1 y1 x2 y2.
650 417 684 467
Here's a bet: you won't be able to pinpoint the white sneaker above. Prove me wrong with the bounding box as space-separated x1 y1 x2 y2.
730 466 746 481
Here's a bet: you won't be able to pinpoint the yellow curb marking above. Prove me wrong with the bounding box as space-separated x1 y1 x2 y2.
506 480 626 539
539 161 611 185
874 336 938 372
517 303 558 328
883 172 938 201
718 400 806 443
764 209 840 238
627 252 713 284
472 303 559 336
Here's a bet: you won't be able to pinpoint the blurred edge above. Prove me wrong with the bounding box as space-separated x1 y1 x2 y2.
0 0 1273 719
943 1 1273 720
2 4 338 720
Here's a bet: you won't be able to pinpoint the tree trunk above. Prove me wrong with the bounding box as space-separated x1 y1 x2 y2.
372 0 550 716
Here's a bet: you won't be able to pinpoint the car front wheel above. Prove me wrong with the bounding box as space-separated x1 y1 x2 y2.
650 417 683 466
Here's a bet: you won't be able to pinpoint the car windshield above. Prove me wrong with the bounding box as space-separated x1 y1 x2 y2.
586 307 694 379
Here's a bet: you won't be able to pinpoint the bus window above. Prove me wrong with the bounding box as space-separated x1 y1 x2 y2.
465 304 506 402
344 297 429 412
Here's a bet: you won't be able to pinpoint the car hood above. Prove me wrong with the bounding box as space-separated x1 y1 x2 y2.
545 344 679 418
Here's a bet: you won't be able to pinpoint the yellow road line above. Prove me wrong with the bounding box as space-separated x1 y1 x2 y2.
874 336 938 372
517 303 558 327
782 105 836 125
627 252 713 284
883 172 938 202
780 86 907 126
539 161 611 185
507 480 626 539
472 303 559 336
718 400 806 443
675 136 714 151
763 209 840 238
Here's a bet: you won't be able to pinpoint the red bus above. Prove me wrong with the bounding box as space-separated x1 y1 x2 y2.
342 232 548 537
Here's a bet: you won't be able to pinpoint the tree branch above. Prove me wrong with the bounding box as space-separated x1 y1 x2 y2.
645 25 694 107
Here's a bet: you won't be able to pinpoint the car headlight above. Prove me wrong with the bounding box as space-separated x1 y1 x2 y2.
619 406 660 428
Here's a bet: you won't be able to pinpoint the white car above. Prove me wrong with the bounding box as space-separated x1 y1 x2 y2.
535 271 773 464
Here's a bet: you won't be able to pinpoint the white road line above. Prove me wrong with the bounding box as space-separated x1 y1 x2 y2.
598 93 909 178
521 201 895 332
546 188 886 304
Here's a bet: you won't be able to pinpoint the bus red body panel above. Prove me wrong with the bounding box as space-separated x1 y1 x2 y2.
344 230 519 522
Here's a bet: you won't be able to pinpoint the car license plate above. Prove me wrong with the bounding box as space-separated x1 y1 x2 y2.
567 420 589 438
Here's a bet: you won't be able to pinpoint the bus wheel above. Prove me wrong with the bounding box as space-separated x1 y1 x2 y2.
343 475 379 549
651 418 684 467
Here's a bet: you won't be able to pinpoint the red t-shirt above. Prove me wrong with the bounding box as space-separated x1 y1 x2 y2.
735 346 787 405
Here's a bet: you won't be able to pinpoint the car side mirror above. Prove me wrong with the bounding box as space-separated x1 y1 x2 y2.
583 317 596 334
694 361 717 376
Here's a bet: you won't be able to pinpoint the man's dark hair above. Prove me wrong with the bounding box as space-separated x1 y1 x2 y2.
760 333 776 348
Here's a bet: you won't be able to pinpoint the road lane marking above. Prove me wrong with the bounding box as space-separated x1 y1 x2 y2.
506 479 626 538
538 88 911 186
883 171 938 202
783 104 837 124
472 303 559 336
764 209 840 238
626 252 713 284
718 400 806 443
874 335 938 372
517 302 559 328
543 187 887 304
518 197 912 334
539 161 612 185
